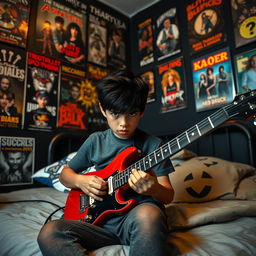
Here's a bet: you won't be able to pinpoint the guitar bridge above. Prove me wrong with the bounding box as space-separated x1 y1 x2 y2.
80 194 95 213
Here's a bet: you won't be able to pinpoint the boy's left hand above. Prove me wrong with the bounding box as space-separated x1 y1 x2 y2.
128 169 157 195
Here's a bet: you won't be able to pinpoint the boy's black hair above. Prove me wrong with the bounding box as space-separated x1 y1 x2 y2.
96 70 149 113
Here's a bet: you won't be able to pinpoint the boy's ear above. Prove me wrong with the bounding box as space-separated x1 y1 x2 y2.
99 103 107 118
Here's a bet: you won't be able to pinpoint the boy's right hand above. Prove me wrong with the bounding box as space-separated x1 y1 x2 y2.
77 175 107 201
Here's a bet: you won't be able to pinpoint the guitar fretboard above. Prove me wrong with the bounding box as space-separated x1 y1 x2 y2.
111 107 229 191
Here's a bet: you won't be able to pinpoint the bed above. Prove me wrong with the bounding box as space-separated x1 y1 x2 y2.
0 121 256 256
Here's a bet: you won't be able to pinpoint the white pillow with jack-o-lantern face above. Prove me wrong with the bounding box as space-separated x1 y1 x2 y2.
170 156 256 203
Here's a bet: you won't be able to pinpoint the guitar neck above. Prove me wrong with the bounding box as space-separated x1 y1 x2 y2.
111 107 229 191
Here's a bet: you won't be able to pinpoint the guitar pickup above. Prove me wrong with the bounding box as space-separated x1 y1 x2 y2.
80 194 89 213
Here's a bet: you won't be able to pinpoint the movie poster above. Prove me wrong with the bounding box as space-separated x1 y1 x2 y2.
192 48 236 112
31 0 86 67
231 0 256 48
0 0 30 48
86 63 108 132
140 70 156 103
234 49 256 93
88 6 127 71
58 64 87 130
23 52 60 131
138 18 154 67
155 7 181 61
0 43 26 129
87 12 107 67
186 0 226 55
158 57 186 113
0 136 35 186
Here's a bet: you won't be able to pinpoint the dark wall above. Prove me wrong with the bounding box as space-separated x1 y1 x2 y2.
130 0 256 136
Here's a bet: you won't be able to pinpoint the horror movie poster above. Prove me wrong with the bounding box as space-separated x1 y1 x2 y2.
186 0 227 55
88 5 127 71
158 57 187 113
86 63 108 132
234 48 256 93
0 43 26 129
23 52 60 131
137 18 154 67
30 0 86 67
231 0 256 48
140 70 156 103
155 7 181 61
0 136 35 186
192 48 236 112
58 64 87 130
0 0 30 48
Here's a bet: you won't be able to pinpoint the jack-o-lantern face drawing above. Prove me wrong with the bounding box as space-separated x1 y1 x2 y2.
184 171 213 198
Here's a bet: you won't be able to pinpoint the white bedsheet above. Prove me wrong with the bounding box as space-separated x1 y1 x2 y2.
0 187 256 256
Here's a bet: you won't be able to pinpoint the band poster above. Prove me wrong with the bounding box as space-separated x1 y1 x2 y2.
86 63 108 132
158 57 187 113
0 43 26 129
234 48 256 93
230 0 256 48
137 18 154 67
0 0 30 48
155 8 181 61
23 52 60 131
140 70 156 103
58 64 87 130
186 0 226 55
192 48 235 112
31 0 86 67
88 5 127 71
0 136 35 186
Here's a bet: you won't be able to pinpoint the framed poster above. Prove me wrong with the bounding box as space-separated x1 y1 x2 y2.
186 0 226 55
158 57 187 113
0 136 35 186
0 0 30 48
231 0 256 48
0 43 26 128
192 48 236 112
140 70 156 103
234 49 256 93
155 7 181 61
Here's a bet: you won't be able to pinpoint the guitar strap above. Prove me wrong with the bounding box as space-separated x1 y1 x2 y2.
134 129 147 157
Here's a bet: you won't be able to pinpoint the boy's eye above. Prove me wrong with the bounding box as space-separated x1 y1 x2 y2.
110 112 119 117
129 112 138 117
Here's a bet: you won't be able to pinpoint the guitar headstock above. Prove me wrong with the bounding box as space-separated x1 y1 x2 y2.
225 90 256 121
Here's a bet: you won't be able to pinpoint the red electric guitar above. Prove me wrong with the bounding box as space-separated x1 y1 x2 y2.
64 90 256 226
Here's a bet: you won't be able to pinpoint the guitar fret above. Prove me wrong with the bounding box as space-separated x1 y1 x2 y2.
176 138 181 149
168 142 172 154
208 117 214 128
196 124 201 136
185 131 190 143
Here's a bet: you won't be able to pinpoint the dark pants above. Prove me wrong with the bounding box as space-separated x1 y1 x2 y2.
37 203 170 256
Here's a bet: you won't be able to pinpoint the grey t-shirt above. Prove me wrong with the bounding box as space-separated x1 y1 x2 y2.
69 128 173 208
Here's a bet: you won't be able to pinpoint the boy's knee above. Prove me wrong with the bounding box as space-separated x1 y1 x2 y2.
37 220 60 246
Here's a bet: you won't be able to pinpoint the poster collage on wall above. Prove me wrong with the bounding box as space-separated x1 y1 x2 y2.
138 0 256 113
0 0 127 186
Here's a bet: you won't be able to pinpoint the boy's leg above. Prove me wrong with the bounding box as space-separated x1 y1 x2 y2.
105 204 169 256
37 219 120 256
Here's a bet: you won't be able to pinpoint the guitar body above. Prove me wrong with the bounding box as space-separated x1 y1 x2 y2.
64 146 140 226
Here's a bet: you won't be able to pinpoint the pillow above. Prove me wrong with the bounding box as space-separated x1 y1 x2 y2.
169 156 256 203
32 152 77 192
235 174 256 200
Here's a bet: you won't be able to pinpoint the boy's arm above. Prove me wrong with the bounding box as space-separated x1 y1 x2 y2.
128 169 174 204
60 165 107 201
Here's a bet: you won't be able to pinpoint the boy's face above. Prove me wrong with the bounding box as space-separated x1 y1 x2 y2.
99 105 143 139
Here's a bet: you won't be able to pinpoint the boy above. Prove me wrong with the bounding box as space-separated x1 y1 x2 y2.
38 70 174 255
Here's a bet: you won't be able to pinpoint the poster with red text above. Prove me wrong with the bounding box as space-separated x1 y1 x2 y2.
192 48 235 112
186 0 226 55
0 43 26 129
158 57 187 113
30 0 86 67
0 0 30 48
58 64 87 130
23 52 60 131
